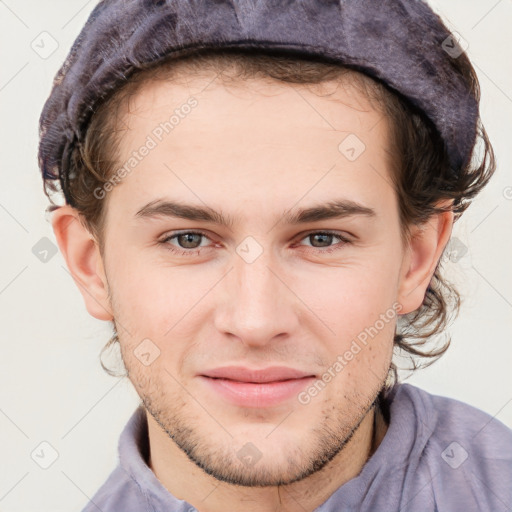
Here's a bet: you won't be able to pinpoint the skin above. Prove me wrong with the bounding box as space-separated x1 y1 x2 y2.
52 68 453 512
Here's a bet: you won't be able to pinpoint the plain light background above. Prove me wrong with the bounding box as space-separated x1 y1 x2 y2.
0 1 511 511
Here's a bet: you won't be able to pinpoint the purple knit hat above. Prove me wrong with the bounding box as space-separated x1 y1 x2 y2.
38 0 478 206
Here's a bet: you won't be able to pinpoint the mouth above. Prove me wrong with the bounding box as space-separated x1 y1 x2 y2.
198 366 316 408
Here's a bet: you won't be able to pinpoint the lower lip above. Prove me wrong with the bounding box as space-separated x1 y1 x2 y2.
199 376 316 408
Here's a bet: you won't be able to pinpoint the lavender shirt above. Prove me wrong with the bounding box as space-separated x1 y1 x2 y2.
82 383 512 511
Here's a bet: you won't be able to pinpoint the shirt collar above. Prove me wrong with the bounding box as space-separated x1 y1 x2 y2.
118 404 193 510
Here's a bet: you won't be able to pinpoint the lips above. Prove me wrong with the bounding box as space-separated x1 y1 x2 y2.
200 366 315 383
198 366 316 408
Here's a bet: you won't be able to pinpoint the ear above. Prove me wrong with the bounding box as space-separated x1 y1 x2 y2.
397 202 454 315
51 205 113 321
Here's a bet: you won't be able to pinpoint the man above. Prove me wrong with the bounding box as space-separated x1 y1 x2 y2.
38 0 512 510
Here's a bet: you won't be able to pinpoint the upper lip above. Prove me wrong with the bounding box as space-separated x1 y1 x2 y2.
200 366 315 383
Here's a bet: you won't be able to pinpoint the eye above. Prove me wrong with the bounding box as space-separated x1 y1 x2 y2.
160 230 213 256
172 232 205 249
296 231 351 254
159 229 351 257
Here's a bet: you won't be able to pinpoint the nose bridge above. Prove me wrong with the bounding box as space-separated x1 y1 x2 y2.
215 241 296 346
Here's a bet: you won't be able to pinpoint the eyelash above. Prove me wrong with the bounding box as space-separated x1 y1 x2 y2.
159 230 351 257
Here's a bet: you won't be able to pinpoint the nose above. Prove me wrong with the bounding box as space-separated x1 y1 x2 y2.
214 246 299 348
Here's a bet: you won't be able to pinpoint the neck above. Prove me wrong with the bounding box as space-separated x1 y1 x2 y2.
146 402 388 512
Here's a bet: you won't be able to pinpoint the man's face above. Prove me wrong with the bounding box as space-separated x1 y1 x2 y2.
100 70 408 486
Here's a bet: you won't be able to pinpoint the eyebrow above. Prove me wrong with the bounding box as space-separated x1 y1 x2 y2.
134 198 376 227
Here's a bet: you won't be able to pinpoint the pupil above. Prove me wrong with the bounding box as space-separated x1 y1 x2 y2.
180 233 200 248
177 233 332 249
312 233 332 247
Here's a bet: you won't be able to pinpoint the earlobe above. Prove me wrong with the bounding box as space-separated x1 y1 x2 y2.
397 207 454 315
51 205 113 321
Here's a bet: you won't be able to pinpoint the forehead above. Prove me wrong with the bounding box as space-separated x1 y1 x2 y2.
106 67 396 223
120 64 386 131
118 57 386 134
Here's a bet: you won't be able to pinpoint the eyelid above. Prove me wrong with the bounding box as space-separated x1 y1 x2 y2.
160 229 352 256
292 230 352 253
294 229 352 243
160 229 213 246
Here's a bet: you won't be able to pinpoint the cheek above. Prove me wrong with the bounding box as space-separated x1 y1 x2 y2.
107 249 216 341
107 235 402 366
294 259 400 339
289 257 400 387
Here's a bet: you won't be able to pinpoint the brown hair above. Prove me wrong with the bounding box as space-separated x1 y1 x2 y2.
43 49 495 383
